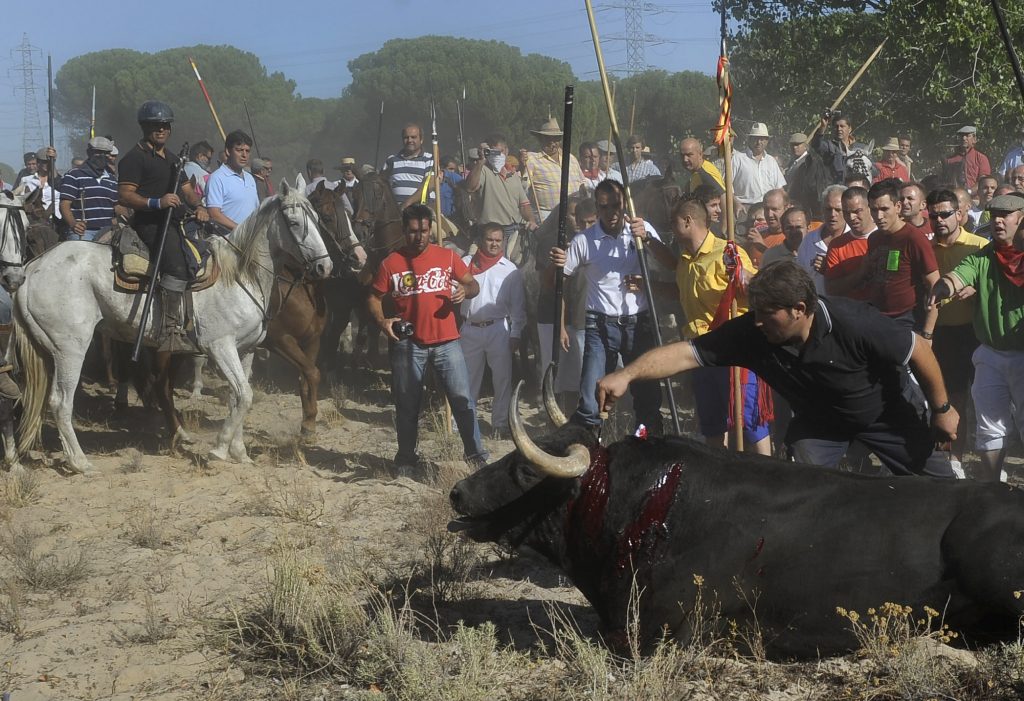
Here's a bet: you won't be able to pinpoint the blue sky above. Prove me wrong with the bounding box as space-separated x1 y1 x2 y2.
0 1 721 169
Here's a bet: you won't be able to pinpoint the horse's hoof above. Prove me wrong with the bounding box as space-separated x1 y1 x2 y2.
69 460 98 476
229 448 253 464
174 427 197 446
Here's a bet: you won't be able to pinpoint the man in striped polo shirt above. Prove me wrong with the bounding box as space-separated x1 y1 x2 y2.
383 123 434 209
59 137 120 241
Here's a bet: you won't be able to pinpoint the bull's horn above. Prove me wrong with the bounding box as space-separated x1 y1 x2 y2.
542 363 569 427
510 380 589 479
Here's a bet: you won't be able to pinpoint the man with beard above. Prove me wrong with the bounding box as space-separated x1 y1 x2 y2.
900 182 932 237
59 137 120 241
521 117 585 224
930 193 1024 482
369 204 486 477
600 261 958 476
117 100 205 352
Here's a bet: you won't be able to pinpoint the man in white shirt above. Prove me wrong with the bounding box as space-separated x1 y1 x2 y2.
460 223 526 438
731 122 786 217
797 185 848 293
549 179 675 434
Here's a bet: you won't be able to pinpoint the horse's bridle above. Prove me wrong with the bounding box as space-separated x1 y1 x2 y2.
352 178 402 254
0 199 27 269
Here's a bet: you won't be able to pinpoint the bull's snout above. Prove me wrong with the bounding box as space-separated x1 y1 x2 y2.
449 484 464 513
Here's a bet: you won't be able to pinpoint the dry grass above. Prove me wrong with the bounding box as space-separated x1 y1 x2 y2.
0 577 25 639
124 504 168 549
115 592 176 645
120 448 145 473
1 525 89 592
1 469 41 507
245 473 325 525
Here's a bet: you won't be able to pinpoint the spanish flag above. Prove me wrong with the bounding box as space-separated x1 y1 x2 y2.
712 41 732 146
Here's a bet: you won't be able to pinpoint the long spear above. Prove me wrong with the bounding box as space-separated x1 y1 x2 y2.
551 85 575 376
47 55 55 225
243 100 261 158
188 56 226 142
373 100 384 171
456 87 467 170
430 99 453 432
585 0 682 435
90 85 96 140
806 38 887 142
716 5 744 451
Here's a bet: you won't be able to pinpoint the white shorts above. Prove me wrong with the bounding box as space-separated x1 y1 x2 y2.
971 344 1024 451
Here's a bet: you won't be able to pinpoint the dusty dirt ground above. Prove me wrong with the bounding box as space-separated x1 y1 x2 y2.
0 353 1020 700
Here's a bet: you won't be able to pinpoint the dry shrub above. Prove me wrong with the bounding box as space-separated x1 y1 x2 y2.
246 473 325 524
0 578 25 639
182 408 203 434
1 469 40 507
116 591 175 645
221 543 367 675
124 504 167 549
1 525 89 591
120 448 145 473
836 601 967 699
403 464 480 603
970 642 1024 699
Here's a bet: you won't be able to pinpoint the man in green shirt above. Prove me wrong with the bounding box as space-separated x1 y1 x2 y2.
931 193 1024 482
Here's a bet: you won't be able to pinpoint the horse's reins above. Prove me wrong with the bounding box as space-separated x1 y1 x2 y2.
0 199 26 268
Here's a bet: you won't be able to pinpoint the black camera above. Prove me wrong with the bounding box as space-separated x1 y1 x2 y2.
482 148 496 157
393 320 415 339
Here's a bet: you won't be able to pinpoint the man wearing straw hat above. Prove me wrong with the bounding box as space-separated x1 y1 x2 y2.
336 156 359 190
874 137 909 183
730 122 786 219
520 116 585 224
941 125 991 194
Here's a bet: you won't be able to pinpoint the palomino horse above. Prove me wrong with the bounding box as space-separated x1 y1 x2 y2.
14 183 332 474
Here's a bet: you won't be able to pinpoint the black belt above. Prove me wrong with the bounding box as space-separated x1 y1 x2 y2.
468 319 497 328
587 310 649 326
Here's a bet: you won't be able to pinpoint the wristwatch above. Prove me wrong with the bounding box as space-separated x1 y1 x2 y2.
933 401 952 414
920 329 934 340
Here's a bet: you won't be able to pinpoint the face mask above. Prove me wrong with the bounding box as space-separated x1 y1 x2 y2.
486 153 506 173
87 153 108 171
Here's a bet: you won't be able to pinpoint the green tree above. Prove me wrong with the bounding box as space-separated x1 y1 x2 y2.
727 0 1024 173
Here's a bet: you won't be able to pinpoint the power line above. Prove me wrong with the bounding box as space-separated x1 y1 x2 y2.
10 34 44 155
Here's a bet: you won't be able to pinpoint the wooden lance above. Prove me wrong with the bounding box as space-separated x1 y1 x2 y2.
550 85 575 378
188 57 226 142
806 38 887 142
90 85 96 140
585 0 682 435
47 55 55 226
243 100 261 158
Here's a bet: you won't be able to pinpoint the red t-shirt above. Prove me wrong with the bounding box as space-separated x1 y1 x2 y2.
824 232 872 301
862 224 937 317
748 232 785 268
372 244 468 345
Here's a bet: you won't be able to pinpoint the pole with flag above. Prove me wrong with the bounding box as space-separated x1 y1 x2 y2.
714 4 744 451
585 0 682 435
188 56 226 142
90 86 96 140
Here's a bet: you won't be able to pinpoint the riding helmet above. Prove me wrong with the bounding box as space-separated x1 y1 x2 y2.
137 100 175 125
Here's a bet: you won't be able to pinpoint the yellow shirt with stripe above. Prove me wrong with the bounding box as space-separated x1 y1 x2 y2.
677 232 753 339
933 228 989 327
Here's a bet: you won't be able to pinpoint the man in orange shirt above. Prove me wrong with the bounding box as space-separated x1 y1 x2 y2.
824 186 875 300
874 138 909 182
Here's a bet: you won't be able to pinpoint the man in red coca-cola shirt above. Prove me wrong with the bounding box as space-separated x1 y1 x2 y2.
369 204 488 479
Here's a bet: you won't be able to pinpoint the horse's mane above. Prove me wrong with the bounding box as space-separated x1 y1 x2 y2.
212 193 304 285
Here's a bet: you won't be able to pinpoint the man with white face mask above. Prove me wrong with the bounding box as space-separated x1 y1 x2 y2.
465 133 536 244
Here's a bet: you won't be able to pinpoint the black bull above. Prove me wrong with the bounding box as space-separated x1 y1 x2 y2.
450 414 1024 659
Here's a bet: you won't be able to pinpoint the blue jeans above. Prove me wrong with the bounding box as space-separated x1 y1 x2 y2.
389 337 487 464
64 229 103 242
573 311 662 431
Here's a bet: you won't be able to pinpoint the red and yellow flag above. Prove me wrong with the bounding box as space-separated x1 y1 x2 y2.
712 43 732 146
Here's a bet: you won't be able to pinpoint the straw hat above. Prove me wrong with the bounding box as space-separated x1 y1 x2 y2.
748 122 770 138
881 137 901 152
335 156 356 170
530 117 563 137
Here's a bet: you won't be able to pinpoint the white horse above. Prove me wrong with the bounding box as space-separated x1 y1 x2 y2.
13 182 332 474
0 191 29 472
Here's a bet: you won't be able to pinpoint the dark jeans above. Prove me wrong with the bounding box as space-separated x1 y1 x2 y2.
136 221 190 280
389 337 486 465
573 310 662 431
786 371 953 477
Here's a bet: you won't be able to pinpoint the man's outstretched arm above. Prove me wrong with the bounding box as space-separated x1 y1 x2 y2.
597 341 701 412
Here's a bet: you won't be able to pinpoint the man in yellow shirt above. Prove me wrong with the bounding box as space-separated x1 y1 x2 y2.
926 188 987 473
519 117 585 224
677 137 725 197
672 198 772 454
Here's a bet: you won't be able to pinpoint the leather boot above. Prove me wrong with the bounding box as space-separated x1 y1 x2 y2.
158 287 196 353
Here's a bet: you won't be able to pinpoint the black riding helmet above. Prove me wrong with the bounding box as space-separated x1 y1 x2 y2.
137 100 174 125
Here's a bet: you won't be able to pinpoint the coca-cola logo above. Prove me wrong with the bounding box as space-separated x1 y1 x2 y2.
392 266 450 297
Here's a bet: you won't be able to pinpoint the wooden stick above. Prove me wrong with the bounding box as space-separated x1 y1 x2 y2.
806 38 887 142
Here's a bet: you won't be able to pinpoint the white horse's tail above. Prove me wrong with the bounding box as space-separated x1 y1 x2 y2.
13 304 49 453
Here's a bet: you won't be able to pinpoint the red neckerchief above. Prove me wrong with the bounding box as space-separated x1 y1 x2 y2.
582 167 600 179
994 240 1024 287
470 249 502 274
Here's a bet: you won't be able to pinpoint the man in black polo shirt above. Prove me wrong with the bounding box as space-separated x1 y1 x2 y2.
598 261 958 477
117 100 203 352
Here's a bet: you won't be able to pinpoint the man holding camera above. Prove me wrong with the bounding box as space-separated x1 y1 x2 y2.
369 203 488 478
465 134 535 244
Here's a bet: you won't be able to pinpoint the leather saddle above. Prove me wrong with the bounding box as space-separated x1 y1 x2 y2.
104 223 219 293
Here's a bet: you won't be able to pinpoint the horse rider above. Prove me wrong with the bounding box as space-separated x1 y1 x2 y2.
117 100 205 353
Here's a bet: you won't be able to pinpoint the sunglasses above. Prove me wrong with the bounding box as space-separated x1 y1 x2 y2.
928 210 957 220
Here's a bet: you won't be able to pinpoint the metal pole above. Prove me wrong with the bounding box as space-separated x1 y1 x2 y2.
132 143 189 362
243 100 261 158
585 0 682 435
551 86 575 373
991 0 1024 104
188 57 226 142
